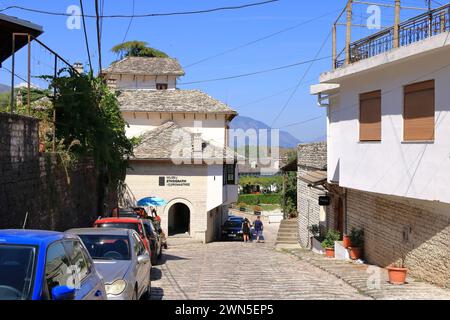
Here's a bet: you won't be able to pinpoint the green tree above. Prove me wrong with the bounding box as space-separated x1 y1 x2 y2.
111 41 169 59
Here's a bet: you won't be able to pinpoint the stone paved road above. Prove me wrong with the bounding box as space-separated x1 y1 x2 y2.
150 223 369 300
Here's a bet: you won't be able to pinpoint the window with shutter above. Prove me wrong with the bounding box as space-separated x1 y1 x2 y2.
359 90 382 141
403 80 435 142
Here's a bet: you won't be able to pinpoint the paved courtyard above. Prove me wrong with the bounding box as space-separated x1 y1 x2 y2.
150 222 369 300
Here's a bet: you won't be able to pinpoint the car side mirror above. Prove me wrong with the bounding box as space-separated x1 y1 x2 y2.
137 254 150 264
52 285 76 300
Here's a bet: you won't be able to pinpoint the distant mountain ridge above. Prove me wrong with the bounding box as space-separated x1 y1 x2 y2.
229 115 301 148
0 84 10 93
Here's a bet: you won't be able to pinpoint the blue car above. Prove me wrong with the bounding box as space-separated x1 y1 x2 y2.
0 229 106 300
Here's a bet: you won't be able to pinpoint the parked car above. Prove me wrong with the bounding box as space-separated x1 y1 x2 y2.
0 229 106 300
142 219 162 265
221 218 245 241
68 228 151 300
93 217 151 254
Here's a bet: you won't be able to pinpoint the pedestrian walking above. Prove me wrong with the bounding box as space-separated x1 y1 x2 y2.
242 218 251 242
253 216 264 243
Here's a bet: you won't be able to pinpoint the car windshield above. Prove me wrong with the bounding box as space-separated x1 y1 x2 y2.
78 235 131 260
97 222 139 233
224 221 242 228
0 245 36 300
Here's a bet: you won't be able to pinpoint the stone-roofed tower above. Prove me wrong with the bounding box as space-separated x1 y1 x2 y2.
102 56 185 90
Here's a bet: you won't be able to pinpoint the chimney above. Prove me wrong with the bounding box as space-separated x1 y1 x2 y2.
73 62 84 74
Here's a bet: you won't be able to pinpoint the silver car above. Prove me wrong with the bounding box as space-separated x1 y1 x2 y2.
67 228 151 300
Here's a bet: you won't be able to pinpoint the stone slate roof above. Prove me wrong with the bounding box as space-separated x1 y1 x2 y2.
117 89 237 115
102 57 185 76
132 121 242 162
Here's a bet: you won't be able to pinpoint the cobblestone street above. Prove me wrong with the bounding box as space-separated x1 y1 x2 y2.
150 223 369 300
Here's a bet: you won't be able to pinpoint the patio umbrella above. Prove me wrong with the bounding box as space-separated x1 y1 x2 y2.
137 197 167 207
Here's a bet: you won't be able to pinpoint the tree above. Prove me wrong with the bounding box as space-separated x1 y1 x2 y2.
111 41 169 59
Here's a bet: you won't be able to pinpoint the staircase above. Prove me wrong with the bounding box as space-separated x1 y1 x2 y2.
276 219 299 245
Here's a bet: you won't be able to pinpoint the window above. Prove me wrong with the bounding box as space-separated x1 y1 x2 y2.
156 83 168 90
45 242 72 299
132 233 146 256
223 164 236 185
63 241 91 282
359 90 381 141
404 80 435 141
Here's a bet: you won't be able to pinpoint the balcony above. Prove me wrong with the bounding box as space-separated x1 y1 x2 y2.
334 2 450 69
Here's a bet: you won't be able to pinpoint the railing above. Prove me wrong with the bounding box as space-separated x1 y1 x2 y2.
335 3 450 68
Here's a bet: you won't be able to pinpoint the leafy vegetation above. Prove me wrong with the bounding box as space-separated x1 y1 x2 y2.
111 41 169 59
321 230 341 249
239 175 282 193
237 193 281 205
349 227 364 248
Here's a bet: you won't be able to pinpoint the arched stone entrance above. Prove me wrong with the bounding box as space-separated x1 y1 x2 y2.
168 202 190 236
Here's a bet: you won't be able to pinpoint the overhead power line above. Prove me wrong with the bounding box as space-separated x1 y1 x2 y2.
95 0 102 73
122 0 136 43
79 0 93 74
184 8 341 68
0 1 279 18
178 56 330 85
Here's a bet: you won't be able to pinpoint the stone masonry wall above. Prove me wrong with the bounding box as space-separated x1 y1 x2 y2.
297 142 328 248
0 113 100 231
347 189 450 288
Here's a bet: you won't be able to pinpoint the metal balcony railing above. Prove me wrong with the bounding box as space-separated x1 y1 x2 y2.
334 3 450 69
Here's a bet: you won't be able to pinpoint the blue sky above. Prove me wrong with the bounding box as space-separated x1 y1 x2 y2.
0 0 432 142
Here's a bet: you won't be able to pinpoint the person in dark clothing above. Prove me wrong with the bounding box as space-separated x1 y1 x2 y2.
242 218 251 242
253 216 264 243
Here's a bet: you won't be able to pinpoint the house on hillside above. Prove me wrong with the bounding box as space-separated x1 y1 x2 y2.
311 2 450 287
102 56 240 243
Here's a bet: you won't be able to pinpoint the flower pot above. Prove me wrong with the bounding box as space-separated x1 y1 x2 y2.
348 247 362 260
325 248 335 258
387 266 408 285
343 235 351 248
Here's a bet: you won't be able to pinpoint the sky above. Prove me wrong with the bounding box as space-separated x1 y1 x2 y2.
0 0 435 142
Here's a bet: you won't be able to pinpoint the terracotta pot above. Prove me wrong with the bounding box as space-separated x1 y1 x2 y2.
348 247 362 260
343 235 351 248
325 248 335 258
387 266 408 285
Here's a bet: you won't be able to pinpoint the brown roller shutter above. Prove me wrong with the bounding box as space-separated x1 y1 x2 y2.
404 80 435 141
359 90 381 141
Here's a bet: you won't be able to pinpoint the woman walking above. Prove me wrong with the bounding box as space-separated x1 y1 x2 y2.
242 218 251 242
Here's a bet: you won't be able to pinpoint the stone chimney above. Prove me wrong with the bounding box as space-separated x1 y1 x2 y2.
73 62 84 74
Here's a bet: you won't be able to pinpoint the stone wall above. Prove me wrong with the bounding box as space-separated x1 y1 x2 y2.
0 113 101 231
347 189 450 288
297 142 328 248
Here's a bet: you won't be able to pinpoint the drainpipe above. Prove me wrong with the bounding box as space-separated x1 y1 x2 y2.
344 187 348 235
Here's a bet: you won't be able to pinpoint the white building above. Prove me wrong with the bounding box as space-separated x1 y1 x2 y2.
311 3 450 287
103 56 240 243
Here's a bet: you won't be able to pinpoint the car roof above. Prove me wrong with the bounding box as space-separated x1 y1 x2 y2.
94 217 141 224
0 229 77 246
67 227 132 236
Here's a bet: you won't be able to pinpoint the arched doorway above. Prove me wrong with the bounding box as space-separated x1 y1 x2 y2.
168 203 190 236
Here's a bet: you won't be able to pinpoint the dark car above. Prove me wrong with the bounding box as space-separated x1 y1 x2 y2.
142 219 162 265
221 219 245 241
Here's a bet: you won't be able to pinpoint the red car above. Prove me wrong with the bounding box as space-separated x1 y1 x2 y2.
93 217 151 254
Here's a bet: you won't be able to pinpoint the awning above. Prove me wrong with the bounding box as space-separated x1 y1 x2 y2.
298 170 327 186
0 14 43 64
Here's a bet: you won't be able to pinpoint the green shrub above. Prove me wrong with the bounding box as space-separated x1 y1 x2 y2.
237 194 281 205
349 227 364 247
321 230 341 249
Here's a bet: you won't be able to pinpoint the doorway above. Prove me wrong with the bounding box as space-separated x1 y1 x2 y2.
168 203 190 236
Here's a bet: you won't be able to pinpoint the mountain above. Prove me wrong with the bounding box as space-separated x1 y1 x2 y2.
229 115 301 148
0 84 10 93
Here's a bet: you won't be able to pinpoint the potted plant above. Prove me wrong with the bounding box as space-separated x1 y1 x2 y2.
387 247 408 285
347 227 364 260
238 202 247 212
253 205 262 215
342 234 351 249
321 230 341 258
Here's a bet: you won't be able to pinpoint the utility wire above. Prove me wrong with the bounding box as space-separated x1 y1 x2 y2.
122 0 135 43
270 29 332 127
95 0 102 73
184 8 341 69
0 1 279 18
79 0 93 74
178 56 330 85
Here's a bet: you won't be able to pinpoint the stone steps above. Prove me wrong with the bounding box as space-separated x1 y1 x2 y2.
276 219 299 245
